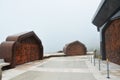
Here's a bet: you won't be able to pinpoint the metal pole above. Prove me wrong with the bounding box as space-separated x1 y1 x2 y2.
106 58 110 79
98 56 101 71
91 55 92 63
94 56 95 66
0 68 2 80
94 52 96 66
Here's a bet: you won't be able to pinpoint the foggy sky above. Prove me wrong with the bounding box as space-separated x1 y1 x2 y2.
0 0 101 53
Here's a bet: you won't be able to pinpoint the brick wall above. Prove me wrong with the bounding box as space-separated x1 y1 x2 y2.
64 41 87 56
105 19 120 64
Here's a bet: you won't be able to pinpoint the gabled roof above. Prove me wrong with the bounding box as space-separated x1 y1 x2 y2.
64 40 85 49
6 31 41 42
67 40 84 46
92 0 120 28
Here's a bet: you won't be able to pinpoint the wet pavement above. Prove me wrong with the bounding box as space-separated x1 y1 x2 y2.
2 54 120 80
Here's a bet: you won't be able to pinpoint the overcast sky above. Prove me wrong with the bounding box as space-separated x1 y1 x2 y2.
0 0 101 53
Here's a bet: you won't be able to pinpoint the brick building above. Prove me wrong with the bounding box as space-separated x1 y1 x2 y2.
0 31 43 68
63 41 87 56
92 0 120 64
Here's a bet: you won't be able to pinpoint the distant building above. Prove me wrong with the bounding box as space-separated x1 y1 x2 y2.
63 41 87 56
92 0 120 64
0 31 43 68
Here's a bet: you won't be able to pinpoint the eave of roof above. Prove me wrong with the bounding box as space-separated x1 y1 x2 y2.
92 0 120 28
64 40 85 49
6 31 35 41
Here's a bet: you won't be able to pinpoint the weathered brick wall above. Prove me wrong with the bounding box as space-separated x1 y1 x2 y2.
14 36 41 65
105 19 120 64
64 41 87 56
66 44 86 55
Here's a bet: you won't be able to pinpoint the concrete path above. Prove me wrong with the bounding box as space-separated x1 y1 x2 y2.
2 55 120 80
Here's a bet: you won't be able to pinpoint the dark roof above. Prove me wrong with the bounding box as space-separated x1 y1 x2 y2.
6 31 41 42
92 0 120 28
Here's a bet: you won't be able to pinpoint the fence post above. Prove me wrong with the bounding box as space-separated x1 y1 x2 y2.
94 50 96 66
98 55 101 71
91 55 92 63
106 58 110 79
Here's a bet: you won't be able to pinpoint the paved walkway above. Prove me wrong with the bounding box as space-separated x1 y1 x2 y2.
2 55 120 80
